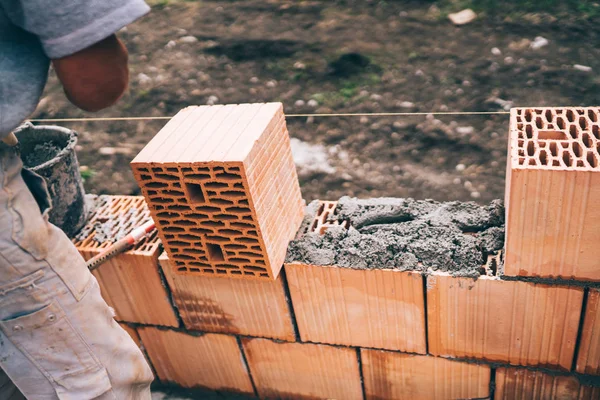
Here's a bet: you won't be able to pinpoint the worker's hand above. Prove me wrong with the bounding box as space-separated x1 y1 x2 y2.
51 35 129 112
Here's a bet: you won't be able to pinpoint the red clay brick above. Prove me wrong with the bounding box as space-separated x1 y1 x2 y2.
74 196 178 327
576 289 600 375
131 103 304 280
241 338 362 400
495 367 600 400
138 327 254 393
427 273 583 370
362 350 490 399
159 252 295 340
505 107 600 281
286 263 426 353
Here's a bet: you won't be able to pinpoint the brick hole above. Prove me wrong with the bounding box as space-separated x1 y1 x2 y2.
230 257 251 264
573 142 583 157
260 273 269 277
225 251 237 257
556 116 566 130
196 206 222 213
164 190 185 196
169 240 192 247
233 183 244 189
237 199 249 206
166 167 178 172
177 266 187 272
221 190 245 198
593 125 600 139
549 142 559 157
231 270 242 275
158 219 171 226
578 160 585 167
525 124 533 138
164 234 175 239
587 152 598 168
247 230 258 237
244 271 255 276
569 125 579 139
174 219 196 226
219 229 243 236
155 173 179 181
137 167 149 173
152 197 174 204
539 150 549 165
582 132 594 148
204 182 228 189
527 158 536 166
155 205 165 210
237 237 258 244
562 151 572 166
216 269 227 274
185 173 211 180
524 109 533 122
151 167 164 173
190 228 212 235
544 109 553 122
207 191 217 196
538 130 567 140
189 261 211 268
567 109 575 122
185 248 206 255
227 206 250 214
180 234 202 241
535 116 544 129
167 205 191 211
184 182 206 204
211 199 235 206
240 251 262 258
203 269 215 274
146 182 169 189
227 166 241 172
579 116 589 130
206 236 230 244
194 166 211 173
140 174 152 180
242 215 253 221
552 160 561 166
589 110 599 122
215 214 238 221
157 212 180 219
174 254 196 261
245 266 267 272
206 243 225 262
526 141 535 157
216 172 241 181
230 222 255 229
200 220 225 228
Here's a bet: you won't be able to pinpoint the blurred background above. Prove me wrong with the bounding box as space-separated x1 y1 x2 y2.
33 0 600 204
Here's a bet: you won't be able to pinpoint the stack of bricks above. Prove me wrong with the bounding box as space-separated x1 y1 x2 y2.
75 105 600 399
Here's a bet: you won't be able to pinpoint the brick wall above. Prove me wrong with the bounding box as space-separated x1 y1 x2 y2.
76 105 600 399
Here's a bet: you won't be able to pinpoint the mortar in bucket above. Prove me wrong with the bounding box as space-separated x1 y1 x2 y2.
15 123 89 238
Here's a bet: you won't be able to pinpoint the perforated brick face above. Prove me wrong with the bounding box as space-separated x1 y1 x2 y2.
511 107 600 170
131 103 304 280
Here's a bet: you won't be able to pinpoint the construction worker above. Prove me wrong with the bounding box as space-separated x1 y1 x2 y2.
0 0 154 398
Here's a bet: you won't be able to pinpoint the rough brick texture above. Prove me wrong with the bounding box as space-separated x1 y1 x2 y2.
495 367 600 400
505 107 600 281
138 327 254 393
427 273 583 370
131 103 304 280
361 350 490 400
74 196 178 327
159 252 295 340
242 338 362 399
576 289 600 375
286 263 426 353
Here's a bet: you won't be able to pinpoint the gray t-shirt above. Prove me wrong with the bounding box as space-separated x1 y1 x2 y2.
0 0 150 138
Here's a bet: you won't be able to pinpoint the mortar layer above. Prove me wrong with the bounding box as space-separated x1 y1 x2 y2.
23 142 61 169
286 197 505 277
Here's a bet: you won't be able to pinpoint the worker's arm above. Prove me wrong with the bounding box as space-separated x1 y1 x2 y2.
52 35 129 112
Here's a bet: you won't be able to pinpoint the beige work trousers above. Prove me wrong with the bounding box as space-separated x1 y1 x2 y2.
0 143 154 399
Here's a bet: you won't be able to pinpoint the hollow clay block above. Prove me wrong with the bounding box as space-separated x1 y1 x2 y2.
241 338 363 400
495 367 600 400
427 273 583 371
505 107 600 281
285 263 426 353
131 103 304 280
158 252 295 340
74 195 178 327
361 349 490 400
138 327 254 393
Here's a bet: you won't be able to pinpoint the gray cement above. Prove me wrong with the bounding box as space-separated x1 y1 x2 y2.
286 197 505 277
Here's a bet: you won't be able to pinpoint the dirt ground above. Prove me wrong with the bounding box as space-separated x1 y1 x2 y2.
34 0 600 204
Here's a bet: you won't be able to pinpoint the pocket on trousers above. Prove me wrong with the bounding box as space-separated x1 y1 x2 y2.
9 170 51 261
0 301 112 400
0 269 49 321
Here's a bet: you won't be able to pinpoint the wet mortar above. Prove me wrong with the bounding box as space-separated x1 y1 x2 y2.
22 142 62 169
286 197 505 278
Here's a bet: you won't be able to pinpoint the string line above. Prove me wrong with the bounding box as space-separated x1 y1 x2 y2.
27 110 509 123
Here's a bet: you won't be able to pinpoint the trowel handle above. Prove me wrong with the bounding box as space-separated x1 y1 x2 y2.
2 132 18 147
